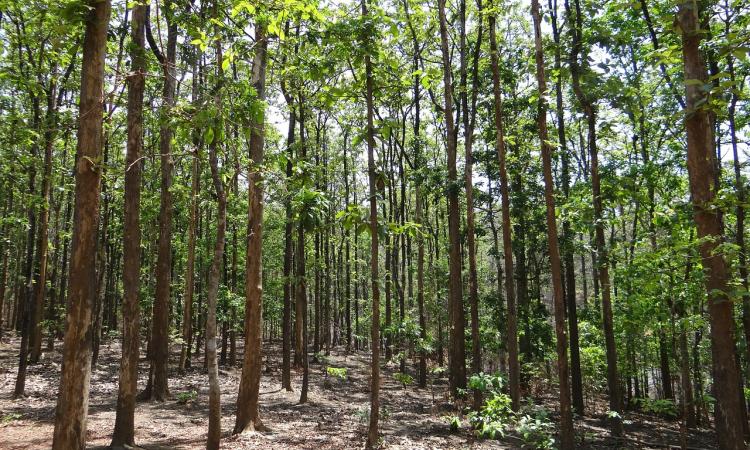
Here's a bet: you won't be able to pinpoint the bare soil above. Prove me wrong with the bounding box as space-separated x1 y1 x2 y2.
0 334 719 449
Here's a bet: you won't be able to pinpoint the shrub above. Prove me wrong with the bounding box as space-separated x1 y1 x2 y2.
634 397 678 419
176 390 197 404
393 372 414 388
326 366 348 380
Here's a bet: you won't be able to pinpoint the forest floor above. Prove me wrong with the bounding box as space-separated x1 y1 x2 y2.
0 333 719 449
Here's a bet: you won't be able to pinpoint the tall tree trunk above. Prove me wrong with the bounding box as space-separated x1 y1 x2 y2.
438 0 467 397
459 0 483 409
180 61 202 373
488 13 521 412
234 22 268 434
29 80 58 363
549 0 584 415
281 86 296 391
14 98 40 398
51 1 111 447
297 95 310 403
566 0 622 433
677 2 745 447
146 2 177 401
110 3 145 446
362 0 381 445
206 23 226 448
531 1 574 447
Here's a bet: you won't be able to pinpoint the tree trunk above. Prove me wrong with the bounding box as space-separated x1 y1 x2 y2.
51 1 111 447
110 3 145 446
531 1 574 447
206 24 226 448
438 0 467 397
234 22 268 434
566 0 622 433
488 13 521 412
146 2 177 401
362 0 381 446
677 2 745 447
549 0 584 415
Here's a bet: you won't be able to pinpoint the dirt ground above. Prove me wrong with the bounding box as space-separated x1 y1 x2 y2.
0 334 719 449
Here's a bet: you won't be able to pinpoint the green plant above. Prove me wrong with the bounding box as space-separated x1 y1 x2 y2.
176 390 198 404
2 413 22 424
516 414 555 449
468 372 505 395
634 398 678 419
326 366 348 380
468 392 514 439
393 372 414 388
445 415 462 432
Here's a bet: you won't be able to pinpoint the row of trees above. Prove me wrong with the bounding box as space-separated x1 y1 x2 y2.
0 0 748 448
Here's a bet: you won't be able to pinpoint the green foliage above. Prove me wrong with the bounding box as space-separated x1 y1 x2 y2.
326 366 348 380
393 372 414 388
1 413 22 424
176 390 198 404
516 414 555 449
446 415 462 433
633 398 678 419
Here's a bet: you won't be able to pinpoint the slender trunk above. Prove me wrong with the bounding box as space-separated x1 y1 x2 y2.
549 0 584 415
146 2 177 401
281 91 296 391
51 2 111 447
438 0 467 397
362 0 381 445
206 25 226 448
234 23 268 434
566 0 622 432
179 65 201 372
111 3 145 446
488 13 521 411
531 1 574 447
678 2 745 447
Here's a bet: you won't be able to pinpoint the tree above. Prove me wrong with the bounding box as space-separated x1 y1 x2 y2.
438 0 467 397
530 0 574 447
110 1 146 446
362 0 381 446
488 11 521 412
145 0 178 401
677 1 745 447
234 19 269 435
51 1 111 447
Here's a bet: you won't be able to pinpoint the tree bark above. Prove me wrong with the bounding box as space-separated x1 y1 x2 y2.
438 0 467 397
110 2 145 446
362 0 381 446
488 13 521 412
51 1 111 447
531 1 574 447
146 1 177 401
234 22 268 435
677 2 745 447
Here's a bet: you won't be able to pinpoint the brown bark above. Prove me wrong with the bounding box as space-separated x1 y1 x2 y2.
180 61 202 373
565 0 622 433
677 2 745 447
51 1 111 447
531 1 574 447
548 0 584 415
281 84 296 391
110 2 145 446
146 1 177 401
234 22 268 435
488 13 521 412
459 0 483 411
362 0 381 446
438 0 467 397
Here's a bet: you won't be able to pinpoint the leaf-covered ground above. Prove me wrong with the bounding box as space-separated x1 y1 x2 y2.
0 334 717 449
